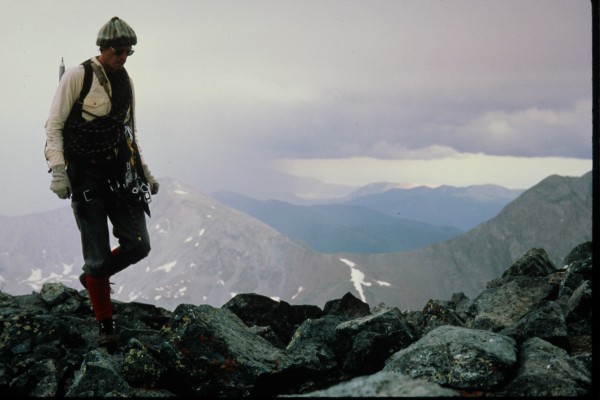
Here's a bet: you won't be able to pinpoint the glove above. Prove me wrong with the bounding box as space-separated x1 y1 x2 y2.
50 164 71 199
142 164 159 195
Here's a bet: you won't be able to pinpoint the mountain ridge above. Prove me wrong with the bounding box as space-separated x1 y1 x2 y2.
344 183 524 231
212 180 524 253
212 192 463 253
0 171 591 312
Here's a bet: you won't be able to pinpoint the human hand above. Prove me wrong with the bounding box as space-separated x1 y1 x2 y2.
143 164 159 195
50 164 71 199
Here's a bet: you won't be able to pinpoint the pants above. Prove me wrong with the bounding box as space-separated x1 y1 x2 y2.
68 161 151 322
69 162 151 277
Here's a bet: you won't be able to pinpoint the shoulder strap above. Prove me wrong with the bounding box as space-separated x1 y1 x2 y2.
79 59 93 103
46 59 93 169
90 62 111 98
66 60 93 120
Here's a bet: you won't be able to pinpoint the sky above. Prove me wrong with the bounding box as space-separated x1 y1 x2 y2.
0 0 593 216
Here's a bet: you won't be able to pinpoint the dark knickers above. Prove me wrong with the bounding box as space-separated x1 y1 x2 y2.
69 163 150 277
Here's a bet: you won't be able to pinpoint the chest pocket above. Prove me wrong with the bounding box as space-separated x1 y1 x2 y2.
82 87 111 121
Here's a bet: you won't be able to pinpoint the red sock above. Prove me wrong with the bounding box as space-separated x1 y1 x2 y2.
85 274 113 321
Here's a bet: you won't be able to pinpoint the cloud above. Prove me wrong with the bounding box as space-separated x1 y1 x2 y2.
0 0 593 216
276 152 592 189
365 143 460 160
443 99 592 158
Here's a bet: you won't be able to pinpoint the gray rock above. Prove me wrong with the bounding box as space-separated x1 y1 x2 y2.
501 247 557 278
499 300 568 349
565 280 592 323
468 276 556 331
499 337 591 397
291 371 459 397
0 241 593 397
420 299 466 336
323 291 371 319
336 307 416 374
65 350 133 397
384 325 516 390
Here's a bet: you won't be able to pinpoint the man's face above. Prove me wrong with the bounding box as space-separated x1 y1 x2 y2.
100 46 133 72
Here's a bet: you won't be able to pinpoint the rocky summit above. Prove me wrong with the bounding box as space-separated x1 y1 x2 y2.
0 242 593 397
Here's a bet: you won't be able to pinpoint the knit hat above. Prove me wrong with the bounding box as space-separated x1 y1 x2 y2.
96 16 137 47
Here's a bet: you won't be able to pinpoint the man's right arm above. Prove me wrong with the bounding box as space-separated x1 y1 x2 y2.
44 65 85 168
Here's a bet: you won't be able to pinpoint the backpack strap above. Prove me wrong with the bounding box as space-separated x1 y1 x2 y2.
74 60 93 110
45 59 93 171
64 60 93 122
81 60 93 99
90 61 111 98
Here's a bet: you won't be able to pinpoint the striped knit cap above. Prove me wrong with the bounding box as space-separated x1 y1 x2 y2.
96 16 137 47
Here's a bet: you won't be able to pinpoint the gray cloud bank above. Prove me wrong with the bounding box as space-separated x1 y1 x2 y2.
0 0 592 216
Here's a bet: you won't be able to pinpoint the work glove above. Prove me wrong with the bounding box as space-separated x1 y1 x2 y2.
50 164 71 199
142 164 159 195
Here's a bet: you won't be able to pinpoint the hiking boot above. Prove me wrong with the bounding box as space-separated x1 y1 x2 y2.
97 319 119 347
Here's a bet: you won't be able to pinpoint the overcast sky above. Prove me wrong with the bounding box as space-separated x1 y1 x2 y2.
0 0 593 216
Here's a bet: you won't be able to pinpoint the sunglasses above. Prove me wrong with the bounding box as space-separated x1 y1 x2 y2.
110 47 135 56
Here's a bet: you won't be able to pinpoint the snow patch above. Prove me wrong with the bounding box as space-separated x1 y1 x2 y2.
20 269 63 288
128 291 142 302
154 224 167 233
155 261 177 272
184 237 193 243
199 228 205 236
291 286 304 300
339 258 355 268
62 263 74 275
376 280 391 287
174 189 189 195
23 268 43 283
339 258 371 303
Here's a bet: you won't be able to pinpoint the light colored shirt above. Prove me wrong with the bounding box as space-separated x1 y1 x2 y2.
44 56 145 168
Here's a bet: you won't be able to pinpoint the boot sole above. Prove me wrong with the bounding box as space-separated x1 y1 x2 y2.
97 333 119 346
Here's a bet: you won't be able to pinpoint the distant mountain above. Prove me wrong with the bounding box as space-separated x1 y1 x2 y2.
344 184 524 231
0 172 591 312
327 171 593 309
212 192 462 253
0 179 345 310
208 169 357 205
212 182 523 253
341 182 409 199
